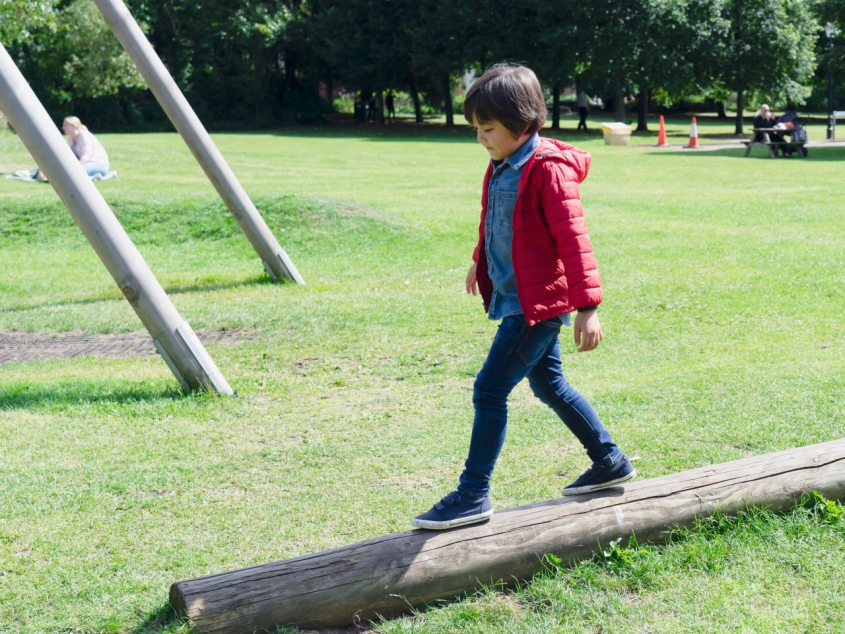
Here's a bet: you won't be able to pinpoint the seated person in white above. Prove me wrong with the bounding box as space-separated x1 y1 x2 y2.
62 116 109 177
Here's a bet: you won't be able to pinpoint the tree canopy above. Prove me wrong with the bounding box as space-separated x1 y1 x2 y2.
0 0 834 130
0 0 57 46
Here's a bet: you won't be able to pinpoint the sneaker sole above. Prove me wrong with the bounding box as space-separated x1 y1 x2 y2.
411 508 494 530
560 469 636 496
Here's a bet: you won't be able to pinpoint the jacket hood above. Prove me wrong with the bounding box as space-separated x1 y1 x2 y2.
530 137 592 184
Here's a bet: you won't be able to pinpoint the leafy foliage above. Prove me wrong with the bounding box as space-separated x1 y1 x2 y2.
708 0 819 132
1 0 836 129
0 0 57 46
56 0 145 98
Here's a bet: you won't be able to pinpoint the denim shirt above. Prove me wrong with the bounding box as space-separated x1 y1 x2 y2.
484 133 572 326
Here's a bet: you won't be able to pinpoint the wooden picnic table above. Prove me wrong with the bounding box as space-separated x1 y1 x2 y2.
744 128 807 158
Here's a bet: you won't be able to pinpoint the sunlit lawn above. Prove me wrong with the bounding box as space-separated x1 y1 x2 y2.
0 117 843 633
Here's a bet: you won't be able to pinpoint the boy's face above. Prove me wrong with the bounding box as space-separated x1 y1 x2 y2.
472 117 531 161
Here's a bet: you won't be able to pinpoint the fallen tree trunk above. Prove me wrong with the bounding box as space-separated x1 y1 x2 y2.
171 438 845 633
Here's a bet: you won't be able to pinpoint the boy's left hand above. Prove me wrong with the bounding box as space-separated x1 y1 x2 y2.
573 310 602 352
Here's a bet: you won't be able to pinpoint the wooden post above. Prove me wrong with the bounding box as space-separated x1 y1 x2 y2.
92 0 304 285
0 43 232 395
171 438 845 633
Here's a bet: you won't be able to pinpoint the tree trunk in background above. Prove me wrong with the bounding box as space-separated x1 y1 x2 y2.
325 77 333 106
614 87 626 122
637 85 649 132
410 71 423 123
716 101 727 119
377 90 385 124
442 74 454 126
552 84 560 130
735 89 744 134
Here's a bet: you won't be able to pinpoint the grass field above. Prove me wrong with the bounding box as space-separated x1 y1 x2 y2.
1 115 844 633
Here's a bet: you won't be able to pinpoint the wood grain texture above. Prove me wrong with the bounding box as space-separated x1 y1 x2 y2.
171 438 845 633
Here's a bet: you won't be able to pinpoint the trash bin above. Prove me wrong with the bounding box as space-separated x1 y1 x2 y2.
354 101 366 125
601 122 632 146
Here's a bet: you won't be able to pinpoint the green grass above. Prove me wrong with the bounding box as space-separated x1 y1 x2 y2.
0 117 844 633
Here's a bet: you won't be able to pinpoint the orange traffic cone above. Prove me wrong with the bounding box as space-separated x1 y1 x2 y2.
657 115 669 146
685 116 699 148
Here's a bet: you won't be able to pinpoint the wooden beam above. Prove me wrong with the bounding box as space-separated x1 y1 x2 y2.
92 0 304 285
170 439 845 633
0 43 232 395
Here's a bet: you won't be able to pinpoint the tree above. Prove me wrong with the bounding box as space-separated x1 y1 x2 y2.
0 0 57 46
629 0 731 131
305 0 412 123
56 0 145 98
711 0 818 134
7 0 145 126
569 0 730 130
815 0 845 70
405 0 484 127
126 0 300 124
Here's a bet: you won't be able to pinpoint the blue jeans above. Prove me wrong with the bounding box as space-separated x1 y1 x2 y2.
83 161 109 177
457 313 623 499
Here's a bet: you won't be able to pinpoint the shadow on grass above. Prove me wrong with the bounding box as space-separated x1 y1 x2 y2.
164 274 275 295
650 146 845 161
0 381 183 411
1 275 273 315
132 602 192 634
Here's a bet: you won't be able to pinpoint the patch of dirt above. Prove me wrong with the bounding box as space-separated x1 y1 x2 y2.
0 329 255 365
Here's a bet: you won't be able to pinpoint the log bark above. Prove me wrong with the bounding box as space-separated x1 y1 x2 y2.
637 86 649 132
410 70 423 124
442 73 454 127
735 88 745 135
614 86 626 123
171 438 845 633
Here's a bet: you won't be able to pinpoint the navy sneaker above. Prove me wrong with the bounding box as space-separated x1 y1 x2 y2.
561 456 636 496
412 491 493 530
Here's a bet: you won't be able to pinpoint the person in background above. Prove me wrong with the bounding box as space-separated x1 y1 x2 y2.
576 91 591 131
752 104 775 140
385 90 396 121
752 104 787 154
62 116 109 177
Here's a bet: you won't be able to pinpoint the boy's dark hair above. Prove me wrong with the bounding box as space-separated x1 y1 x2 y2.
464 64 547 138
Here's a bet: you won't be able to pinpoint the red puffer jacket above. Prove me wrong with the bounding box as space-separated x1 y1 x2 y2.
472 137 602 326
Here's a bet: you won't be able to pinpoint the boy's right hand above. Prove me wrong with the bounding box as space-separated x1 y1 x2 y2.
465 262 478 295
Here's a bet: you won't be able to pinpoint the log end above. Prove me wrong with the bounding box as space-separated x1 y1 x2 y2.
169 581 188 618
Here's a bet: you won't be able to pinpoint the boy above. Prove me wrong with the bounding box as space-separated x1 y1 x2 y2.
412 64 635 530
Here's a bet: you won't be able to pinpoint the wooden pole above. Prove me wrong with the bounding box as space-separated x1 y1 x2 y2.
92 0 304 285
171 438 845 633
0 43 232 395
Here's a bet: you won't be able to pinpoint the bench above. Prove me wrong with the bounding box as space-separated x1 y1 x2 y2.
743 129 807 158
